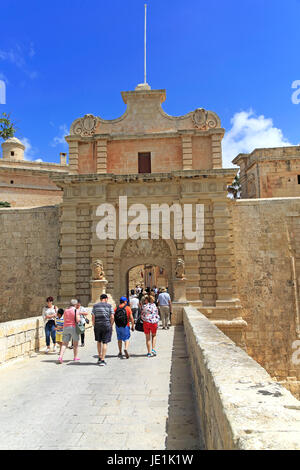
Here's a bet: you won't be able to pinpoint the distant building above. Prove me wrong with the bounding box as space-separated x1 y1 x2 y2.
232 146 300 198
0 137 68 206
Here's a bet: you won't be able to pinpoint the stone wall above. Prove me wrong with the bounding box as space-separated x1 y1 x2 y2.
184 306 300 450
0 206 60 322
0 316 46 363
0 312 93 365
232 197 300 398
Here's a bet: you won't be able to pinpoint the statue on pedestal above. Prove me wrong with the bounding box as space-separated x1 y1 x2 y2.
175 258 185 279
93 259 105 280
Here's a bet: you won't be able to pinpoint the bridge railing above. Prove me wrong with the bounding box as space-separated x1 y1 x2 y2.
183 306 300 450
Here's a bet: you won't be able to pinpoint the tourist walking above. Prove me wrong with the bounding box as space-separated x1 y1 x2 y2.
55 308 64 356
114 297 135 359
141 295 160 357
157 287 172 329
76 299 88 347
129 290 140 322
58 299 81 363
42 296 58 353
92 294 114 366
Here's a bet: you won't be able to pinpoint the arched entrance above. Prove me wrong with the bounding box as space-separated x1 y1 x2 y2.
113 237 177 302
127 264 169 295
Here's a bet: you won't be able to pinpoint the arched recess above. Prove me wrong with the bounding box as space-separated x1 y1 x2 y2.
113 236 178 301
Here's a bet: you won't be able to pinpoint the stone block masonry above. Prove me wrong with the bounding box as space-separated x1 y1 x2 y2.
184 306 300 450
0 316 46 363
232 197 300 399
0 206 60 322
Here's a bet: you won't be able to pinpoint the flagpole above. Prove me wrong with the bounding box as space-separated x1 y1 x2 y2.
144 3 147 84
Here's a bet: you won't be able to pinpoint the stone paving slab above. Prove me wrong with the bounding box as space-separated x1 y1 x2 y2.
0 325 202 450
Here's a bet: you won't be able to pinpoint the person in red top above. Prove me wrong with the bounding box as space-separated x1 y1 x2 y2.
114 296 134 359
58 299 81 364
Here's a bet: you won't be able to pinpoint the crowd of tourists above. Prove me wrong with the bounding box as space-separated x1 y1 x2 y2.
42 286 172 365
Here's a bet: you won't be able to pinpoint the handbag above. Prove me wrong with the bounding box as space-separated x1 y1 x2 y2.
75 310 85 335
135 316 144 332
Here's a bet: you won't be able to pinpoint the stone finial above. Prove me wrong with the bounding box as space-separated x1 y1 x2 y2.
60 152 67 165
92 259 105 280
175 258 185 279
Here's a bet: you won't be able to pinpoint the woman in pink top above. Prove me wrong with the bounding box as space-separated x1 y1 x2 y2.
58 299 81 363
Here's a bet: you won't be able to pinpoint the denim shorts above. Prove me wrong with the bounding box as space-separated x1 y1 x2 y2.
116 325 131 341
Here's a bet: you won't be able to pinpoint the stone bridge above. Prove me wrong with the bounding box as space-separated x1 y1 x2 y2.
0 306 300 450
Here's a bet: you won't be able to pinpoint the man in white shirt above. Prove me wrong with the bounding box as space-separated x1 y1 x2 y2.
129 290 140 322
157 287 172 330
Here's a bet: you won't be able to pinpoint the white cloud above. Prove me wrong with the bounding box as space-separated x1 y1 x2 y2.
19 137 43 161
222 110 294 168
50 124 68 147
0 43 37 79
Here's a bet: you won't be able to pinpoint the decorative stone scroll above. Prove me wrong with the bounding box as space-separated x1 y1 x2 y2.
70 114 100 137
121 239 171 258
192 108 218 130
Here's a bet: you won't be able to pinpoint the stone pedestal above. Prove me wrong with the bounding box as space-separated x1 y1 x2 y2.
173 278 187 302
171 301 189 325
172 278 189 325
89 279 108 306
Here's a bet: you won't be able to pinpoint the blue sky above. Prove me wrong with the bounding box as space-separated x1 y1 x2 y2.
0 0 299 167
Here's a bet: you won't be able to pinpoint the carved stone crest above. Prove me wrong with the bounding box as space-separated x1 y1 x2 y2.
192 108 218 129
121 239 171 258
175 258 185 279
71 114 100 137
92 259 105 280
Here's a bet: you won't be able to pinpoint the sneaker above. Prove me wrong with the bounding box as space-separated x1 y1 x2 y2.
97 358 101 365
99 360 107 366
124 349 130 359
74 357 80 362
81 343 85 347
45 347 50 354
152 349 157 356
147 353 152 358
69 345 73 349
118 352 123 358
53 345 57 353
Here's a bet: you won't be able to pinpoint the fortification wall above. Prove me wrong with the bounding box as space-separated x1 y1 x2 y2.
184 306 300 450
231 197 300 398
0 205 60 322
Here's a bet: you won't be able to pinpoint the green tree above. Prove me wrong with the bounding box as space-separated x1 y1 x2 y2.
0 112 16 141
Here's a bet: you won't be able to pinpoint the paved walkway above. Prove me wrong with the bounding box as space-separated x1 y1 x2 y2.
0 325 202 450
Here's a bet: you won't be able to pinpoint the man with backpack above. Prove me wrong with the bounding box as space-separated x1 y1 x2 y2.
92 293 114 366
114 296 134 359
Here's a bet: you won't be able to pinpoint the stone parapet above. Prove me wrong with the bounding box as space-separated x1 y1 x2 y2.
0 313 93 366
184 306 300 449
0 316 46 364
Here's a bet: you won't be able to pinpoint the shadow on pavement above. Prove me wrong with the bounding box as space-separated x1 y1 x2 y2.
165 325 204 450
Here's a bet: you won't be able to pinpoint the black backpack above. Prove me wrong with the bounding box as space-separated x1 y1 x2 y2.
114 306 128 328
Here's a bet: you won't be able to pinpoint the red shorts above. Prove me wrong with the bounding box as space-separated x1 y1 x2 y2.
143 322 158 335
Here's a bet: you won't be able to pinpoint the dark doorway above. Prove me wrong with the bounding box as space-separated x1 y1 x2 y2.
138 152 151 173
